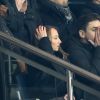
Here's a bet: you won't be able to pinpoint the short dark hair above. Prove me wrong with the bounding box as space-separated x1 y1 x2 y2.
77 13 100 31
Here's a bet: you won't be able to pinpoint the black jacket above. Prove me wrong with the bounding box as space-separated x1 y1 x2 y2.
66 37 100 76
70 2 100 18
38 37 67 96
0 16 22 54
16 37 67 99
6 0 40 44
65 37 100 93
36 0 77 49
65 37 100 100
80 2 100 16
3 0 41 58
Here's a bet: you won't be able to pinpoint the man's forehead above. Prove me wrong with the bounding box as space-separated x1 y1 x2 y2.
88 20 100 27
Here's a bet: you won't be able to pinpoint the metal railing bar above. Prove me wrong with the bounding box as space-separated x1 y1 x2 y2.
0 32 100 83
0 46 100 98
0 46 66 81
73 80 100 98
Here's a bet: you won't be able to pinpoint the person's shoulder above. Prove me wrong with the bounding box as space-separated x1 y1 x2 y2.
67 37 81 47
65 36 84 53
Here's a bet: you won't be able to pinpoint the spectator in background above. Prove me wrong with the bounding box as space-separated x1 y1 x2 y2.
36 25 67 99
4 0 42 73
6 0 40 44
0 10 5 97
36 0 77 50
92 0 100 4
16 25 70 100
0 2 25 100
65 13 100 100
70 0 100 18
80 0 100 15
69 0 87 18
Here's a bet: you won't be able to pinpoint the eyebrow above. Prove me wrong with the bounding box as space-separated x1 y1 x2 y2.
92 27 99 29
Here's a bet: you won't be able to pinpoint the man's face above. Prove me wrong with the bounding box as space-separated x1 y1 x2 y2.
50 0 68 6
84 20 100 42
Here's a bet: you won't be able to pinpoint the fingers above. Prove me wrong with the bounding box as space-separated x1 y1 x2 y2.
94 27 98 45
17 60 27 73
0 5 8 12
36 25 47 40
94 27 100 46
38 25 46 34
0 5 8 16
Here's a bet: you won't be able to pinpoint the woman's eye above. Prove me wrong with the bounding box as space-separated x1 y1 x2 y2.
92 29 96 31
54 37 58 39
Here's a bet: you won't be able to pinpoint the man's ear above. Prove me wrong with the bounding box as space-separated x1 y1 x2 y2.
79 30 85 39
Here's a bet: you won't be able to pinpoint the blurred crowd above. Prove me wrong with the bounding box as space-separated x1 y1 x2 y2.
0 0 100 100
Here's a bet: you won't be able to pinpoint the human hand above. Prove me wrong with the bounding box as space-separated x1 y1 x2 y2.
94 27 100 46
0 5 8 16
36 25 47 40
17 60 27 73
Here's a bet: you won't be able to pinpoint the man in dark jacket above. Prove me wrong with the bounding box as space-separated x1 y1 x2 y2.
80 0 100 15
65 13 100 100
36 0 77 50
6 0 40 44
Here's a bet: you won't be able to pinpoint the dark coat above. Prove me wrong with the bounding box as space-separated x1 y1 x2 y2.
65 37 100 100
4 0 42 58
36 0 77 50
0 16 22 54
6 0 40 44
69 2 86 18
81 2 100 15
16 37 67 99
0 15 24 100
70 2 100 18
66 37 100 76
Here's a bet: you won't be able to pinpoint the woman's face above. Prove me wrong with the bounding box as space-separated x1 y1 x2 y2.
49 28 62 51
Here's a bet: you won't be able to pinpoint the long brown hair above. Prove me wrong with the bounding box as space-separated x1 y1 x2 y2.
46 25 69 60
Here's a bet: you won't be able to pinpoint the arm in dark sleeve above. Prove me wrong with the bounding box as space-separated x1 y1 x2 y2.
39 37 66 75
68 50 93 72
39 37 54 54
0 16 22 54
37 37 59 70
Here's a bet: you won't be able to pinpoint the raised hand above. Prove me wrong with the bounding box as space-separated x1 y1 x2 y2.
94 27 100 46
36 25 47 40
0 5 8 16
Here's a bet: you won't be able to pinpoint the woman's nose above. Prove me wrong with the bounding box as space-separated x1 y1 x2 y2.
59 38 62 44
